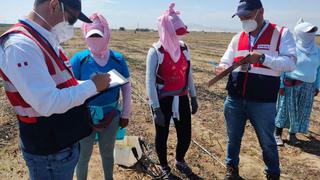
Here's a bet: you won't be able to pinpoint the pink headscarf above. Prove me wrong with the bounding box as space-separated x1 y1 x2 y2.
82 13 111 66
157 3 188 63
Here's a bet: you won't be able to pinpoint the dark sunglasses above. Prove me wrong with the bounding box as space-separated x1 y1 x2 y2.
61 3 78 25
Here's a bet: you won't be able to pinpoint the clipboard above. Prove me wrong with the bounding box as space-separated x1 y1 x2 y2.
108 69 129 89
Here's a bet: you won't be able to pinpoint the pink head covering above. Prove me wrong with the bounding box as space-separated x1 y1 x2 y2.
157 3 188 63
82 13 111 65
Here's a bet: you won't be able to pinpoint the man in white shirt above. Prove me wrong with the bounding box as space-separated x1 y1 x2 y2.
215 0 296 180
0 0 111 179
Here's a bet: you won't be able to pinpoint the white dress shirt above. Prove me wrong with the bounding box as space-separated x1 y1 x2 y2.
0 18 97 117
220 21 297 73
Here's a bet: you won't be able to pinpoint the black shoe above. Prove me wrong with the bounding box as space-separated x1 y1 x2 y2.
289 134 299 145
161 166 181 180
175 161 193 176
266 173 280 180
224 165 240 180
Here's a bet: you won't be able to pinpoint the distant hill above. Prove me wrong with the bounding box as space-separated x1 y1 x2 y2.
0 24 13 28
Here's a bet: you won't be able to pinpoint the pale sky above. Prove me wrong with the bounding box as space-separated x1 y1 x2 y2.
0 0 319 32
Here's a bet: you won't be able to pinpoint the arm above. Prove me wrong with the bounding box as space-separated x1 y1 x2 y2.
1 41 97 117
219 36 237 68
263 28 297 72
120 79 132 119
188 64 197 97
146 48 160 109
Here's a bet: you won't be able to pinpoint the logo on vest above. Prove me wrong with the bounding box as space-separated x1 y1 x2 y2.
257 44 270 50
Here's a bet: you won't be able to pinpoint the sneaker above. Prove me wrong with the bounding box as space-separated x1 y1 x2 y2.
175 161 194 177
266 173 280 180
274 135 284 146
224 165 240 180
289 134 299 145
161 166 181 180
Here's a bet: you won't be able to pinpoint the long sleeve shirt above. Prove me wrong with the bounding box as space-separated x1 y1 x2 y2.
281 47 320 89
0 18 97 117
146 47 197 109
220 21 297 73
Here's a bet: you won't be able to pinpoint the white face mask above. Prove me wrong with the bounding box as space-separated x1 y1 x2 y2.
51 21 74 43
241 10 259 33
32 3 74 43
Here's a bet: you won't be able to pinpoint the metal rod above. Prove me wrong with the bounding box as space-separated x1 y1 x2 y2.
192 139 226 168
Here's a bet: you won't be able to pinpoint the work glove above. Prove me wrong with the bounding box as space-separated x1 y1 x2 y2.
153 108 166 127
191 97 198 115
119 118 129 129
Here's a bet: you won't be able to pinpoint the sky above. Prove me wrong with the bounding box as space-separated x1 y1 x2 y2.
0 0 319 32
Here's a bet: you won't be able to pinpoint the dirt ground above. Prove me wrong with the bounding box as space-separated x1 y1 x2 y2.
0 27 320 180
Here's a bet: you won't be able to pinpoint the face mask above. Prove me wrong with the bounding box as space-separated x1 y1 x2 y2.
85 37 108 56
51 3 74 43
241 10 259 33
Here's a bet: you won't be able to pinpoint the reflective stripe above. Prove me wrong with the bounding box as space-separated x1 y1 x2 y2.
3 81 17 92
13 106 41 117
269 26 281 52
233 66 280 77
52 70 76 86
234 50 250 58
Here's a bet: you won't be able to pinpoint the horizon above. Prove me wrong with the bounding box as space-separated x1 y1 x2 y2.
0 0 320 33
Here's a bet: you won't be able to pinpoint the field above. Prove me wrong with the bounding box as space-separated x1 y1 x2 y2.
0 26 320 180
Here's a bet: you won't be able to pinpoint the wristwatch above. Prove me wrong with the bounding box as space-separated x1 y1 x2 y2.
259 54 266 64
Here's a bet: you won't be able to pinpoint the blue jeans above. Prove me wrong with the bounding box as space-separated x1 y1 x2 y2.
22 143 80 180
76 116 119 180
224 96 280 175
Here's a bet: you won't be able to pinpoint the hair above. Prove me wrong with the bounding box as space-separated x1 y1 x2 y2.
34 0 49 6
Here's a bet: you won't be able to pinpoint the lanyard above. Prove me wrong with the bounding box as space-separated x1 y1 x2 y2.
249 21 267 52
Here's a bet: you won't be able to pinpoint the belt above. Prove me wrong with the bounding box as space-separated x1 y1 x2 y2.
284 78 303 87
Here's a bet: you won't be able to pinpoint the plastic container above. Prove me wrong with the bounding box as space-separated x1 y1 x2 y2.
114 136 143 167
116 127 126 140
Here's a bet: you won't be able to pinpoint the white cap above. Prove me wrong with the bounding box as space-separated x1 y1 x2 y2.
85 29 104 38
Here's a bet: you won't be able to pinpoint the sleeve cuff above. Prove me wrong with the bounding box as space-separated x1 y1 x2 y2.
262 54 273 67
151 103 160 110
78 80 98 98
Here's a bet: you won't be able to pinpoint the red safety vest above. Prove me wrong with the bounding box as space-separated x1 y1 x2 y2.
233 23 284 76
0 22 78 123
153 41 190 98
226 23 285 102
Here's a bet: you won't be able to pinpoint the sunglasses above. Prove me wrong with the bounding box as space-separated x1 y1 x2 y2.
61 2 78 25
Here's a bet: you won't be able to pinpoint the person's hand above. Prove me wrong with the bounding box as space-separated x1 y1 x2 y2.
215 66 227 75
244 52 263 64
119 118 129 129
279 88 285 96
153 108 166 127
91 73 111 92
315 89 319 97
191 97 198 114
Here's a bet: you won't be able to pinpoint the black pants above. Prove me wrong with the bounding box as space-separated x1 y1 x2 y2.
155 95 192 167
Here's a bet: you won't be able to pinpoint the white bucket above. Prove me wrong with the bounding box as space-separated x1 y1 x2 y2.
114 136 143 167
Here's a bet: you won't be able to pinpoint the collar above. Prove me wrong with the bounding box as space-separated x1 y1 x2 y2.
20 18 60 51
249 20 269 46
